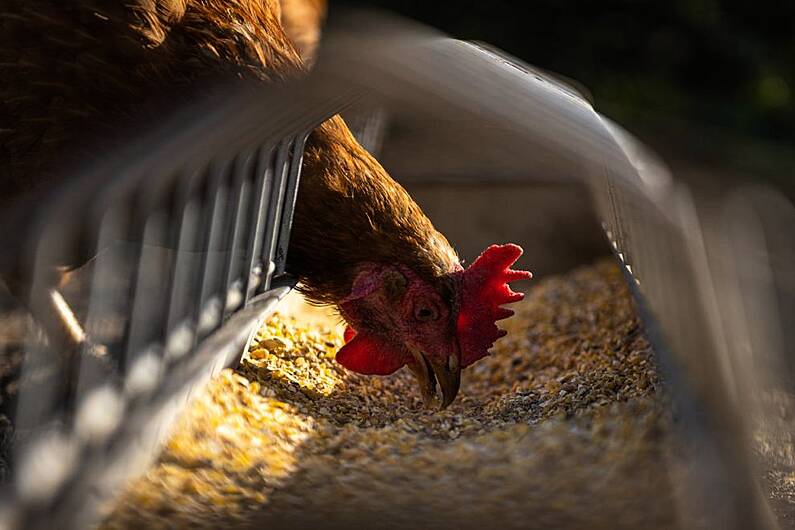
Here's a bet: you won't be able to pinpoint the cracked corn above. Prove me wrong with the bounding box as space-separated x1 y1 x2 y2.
102 258 677 530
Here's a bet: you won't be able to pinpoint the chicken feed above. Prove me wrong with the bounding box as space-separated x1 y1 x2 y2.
102 258 679 530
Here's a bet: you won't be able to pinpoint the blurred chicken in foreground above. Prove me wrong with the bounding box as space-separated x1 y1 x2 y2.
0 0 530 407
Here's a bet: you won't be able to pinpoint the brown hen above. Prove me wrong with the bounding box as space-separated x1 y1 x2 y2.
0 0 530 406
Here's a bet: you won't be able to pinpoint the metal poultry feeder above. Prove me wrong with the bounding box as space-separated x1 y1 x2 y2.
1 10 792 530
0 80 317 529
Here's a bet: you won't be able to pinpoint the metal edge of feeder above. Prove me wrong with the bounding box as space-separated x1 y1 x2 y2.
592 123 780 528
22 284 293 530
609 238 776 529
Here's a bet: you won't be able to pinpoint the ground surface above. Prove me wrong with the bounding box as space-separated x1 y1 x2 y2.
101 258 681 530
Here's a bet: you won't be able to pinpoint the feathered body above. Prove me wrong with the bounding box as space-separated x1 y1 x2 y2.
0 0 529 407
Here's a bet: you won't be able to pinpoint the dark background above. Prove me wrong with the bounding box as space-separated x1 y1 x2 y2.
343 0 794 188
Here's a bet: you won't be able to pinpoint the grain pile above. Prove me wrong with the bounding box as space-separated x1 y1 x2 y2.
102 258 678 530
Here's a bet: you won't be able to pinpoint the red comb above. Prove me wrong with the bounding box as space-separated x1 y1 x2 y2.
455 244 532 367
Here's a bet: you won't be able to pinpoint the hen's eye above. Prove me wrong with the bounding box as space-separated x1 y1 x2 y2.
414 304 439 322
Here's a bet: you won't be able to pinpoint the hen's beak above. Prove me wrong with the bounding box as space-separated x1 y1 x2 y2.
407 348 461 409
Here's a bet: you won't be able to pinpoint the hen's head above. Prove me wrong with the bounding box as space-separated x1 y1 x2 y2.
336 244 531 408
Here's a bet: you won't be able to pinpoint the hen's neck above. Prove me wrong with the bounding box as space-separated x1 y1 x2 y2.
288 116 460 306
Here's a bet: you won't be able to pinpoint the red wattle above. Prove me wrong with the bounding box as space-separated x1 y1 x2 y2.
335 332 410 376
